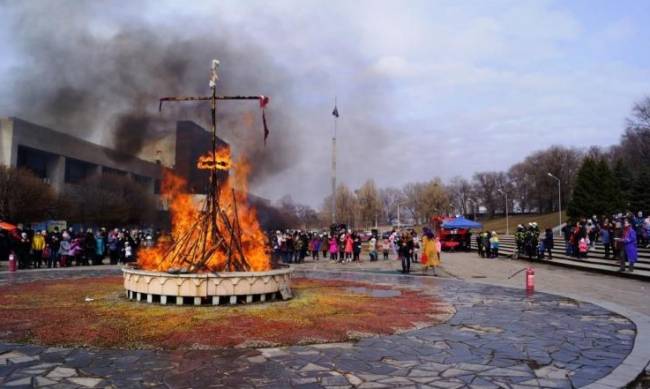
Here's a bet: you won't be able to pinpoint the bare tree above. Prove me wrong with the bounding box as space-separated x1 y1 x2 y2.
619 96 650 169
446 176 472 215
403 179 450 224
0 166 58 223
321 184 359 228
63 173 157 226
507 145 582 214
472 172 503 217
379 187 404 225
356 179 381 228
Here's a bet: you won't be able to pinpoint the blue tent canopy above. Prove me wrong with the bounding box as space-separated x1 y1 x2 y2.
441 216 482 229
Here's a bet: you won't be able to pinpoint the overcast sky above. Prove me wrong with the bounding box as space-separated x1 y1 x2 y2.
2 0 650 207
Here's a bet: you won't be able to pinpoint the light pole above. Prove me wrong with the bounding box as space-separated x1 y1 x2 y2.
497 189 509 235
547 172 562 234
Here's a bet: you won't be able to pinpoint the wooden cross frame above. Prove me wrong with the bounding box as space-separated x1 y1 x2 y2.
157 59 269 272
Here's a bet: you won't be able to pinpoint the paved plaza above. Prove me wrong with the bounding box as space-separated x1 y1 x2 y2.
1 253 649 388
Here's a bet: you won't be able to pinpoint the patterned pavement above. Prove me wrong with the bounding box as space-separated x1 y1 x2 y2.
0 267 640 388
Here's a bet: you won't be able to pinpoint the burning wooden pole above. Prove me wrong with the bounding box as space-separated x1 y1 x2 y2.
157 59 270 273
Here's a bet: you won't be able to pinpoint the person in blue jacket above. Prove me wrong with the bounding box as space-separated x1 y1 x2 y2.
618 219 637 272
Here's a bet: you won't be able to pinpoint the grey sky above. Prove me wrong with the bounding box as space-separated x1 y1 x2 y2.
1 0 649 207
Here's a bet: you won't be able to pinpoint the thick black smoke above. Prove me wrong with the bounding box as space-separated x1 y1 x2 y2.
3 1 297 183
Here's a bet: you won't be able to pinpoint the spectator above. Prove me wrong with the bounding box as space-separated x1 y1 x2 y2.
344 232 353 262
108 229 120 265
578 236 589 259
47 228 61 268
321 234 329 259
300 232 309 263
82 228 96 266
329 235 338 262
31 231 46 268
480 231 490 258
476 231 484 258
543 228 554 259
382 237 390 260
58 232 72 267
368 235 377 261
70 236 82 266
397 231 413 274
421 227 440 276
310 235 320 260
600 222 612 259
124 241 134 263
489 231 499 258
95 232 106 265
16 232 31 269
352 233 362 262
412 232 420 262
619 219 637 272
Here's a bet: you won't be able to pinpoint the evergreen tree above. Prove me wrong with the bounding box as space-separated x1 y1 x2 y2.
612 158 634 209
594 158 623 214
568 157 599 219
630 167 650 214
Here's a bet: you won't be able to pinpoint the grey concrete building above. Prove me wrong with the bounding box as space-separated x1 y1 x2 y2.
0 117 162 193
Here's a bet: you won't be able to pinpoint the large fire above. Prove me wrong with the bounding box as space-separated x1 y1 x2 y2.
137 146 271 272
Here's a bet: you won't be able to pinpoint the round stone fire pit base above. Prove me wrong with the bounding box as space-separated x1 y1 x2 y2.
122 266 293 306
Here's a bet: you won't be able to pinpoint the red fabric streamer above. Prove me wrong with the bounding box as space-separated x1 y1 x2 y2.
260 95 270 145
262 109 269 145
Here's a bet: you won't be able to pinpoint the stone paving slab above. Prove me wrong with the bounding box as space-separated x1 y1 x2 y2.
0 267 645 388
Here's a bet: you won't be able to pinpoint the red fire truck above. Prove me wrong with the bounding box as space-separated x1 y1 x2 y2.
431 216 481 251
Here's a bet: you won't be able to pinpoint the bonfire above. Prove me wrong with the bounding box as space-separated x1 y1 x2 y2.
137 59 271 273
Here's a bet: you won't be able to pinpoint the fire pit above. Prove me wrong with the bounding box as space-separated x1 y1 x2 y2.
122 266 292 306
123 59 292 305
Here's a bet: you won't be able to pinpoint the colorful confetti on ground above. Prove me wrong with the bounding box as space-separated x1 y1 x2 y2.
0 277 451 350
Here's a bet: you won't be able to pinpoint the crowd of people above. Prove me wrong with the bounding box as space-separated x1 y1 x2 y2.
472 211 647 273
475 230 505 259
561 212 648 272
0 225 157 269
270 226 442 275
271 229 382 264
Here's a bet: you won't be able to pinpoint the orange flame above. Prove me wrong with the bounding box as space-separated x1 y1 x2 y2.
197 147 232 171
138 146 270 273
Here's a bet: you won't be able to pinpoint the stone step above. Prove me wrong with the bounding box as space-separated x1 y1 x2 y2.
470 241 650 281
493 236 650 261
488 242 650 271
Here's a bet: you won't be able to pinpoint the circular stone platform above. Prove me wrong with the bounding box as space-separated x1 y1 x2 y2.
122 266 293 306
0 267 646 388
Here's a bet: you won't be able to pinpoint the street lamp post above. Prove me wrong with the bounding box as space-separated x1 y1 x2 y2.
547 172 562 235
497 189 509 235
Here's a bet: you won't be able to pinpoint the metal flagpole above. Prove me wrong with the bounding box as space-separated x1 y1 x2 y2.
331 97 337 224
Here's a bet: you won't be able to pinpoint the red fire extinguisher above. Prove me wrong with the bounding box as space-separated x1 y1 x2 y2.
8 252 17 272
525 267 535 294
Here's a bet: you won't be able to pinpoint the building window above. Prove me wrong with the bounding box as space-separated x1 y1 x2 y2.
102 167 127 176
134 174 152 186
16 146 51 179
65 158 96 184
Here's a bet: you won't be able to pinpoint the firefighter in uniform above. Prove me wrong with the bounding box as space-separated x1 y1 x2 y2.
514 225 525 258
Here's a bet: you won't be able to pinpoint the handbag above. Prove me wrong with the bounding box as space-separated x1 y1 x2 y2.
420 253 428 264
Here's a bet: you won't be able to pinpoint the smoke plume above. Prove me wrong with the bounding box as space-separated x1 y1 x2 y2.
1 1 394 204
2 1 299 182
